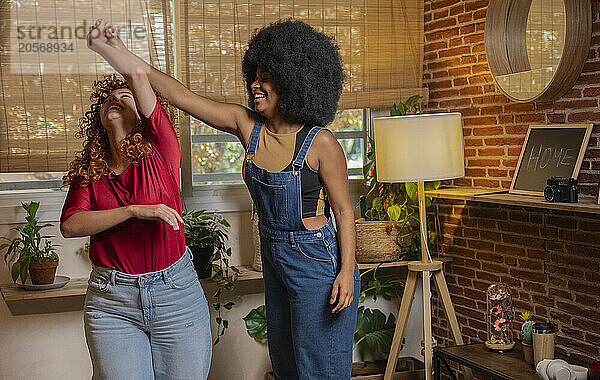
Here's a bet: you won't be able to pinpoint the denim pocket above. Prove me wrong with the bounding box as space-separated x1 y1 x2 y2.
167 270 199 290
251 177 288 223
296 239 331 263
296 238 339 277
88 274 110 293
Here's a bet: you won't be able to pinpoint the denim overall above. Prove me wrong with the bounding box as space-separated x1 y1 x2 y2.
244 116 360 380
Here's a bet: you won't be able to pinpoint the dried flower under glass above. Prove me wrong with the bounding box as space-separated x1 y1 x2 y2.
485 282 515 351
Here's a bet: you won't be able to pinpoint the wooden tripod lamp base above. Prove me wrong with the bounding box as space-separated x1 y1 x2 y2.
382 183 472 380
383 260 472 380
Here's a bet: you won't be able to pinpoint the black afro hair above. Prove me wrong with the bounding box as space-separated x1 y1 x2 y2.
242 19 345 126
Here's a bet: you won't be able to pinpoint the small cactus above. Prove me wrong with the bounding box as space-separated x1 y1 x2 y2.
520 312 534 344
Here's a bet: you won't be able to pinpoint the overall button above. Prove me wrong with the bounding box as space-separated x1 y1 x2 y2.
316 232 322 237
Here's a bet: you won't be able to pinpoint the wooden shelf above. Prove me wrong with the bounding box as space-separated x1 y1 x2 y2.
1 277 88 302
425 187 600 214
1 277 88 315
2 259 452 315
201 265 265 300
1 265 263 315
357 257 452 270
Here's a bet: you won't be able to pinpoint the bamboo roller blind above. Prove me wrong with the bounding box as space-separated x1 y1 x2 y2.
179 0 425 110
1 0 424 173
0 0 172 172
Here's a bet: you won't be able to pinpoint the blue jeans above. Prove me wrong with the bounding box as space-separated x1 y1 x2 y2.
259 219 360 380
84 250 212 380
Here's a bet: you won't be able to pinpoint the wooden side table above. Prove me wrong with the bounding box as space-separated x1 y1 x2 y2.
433 343 542 380
434 342 589 380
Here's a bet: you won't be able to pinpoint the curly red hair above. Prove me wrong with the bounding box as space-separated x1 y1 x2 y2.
63 74 173 187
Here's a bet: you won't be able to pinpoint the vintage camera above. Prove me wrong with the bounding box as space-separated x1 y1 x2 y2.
543 177 578 203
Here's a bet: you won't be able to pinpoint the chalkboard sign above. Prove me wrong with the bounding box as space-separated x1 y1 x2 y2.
510 124 592 196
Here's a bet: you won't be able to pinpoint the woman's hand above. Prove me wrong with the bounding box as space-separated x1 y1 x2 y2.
105 33 128 52
128 204 183 231
86 19 117 52
330 267 355 313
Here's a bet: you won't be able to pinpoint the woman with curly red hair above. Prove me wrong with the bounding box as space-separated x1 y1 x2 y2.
59 26 211 379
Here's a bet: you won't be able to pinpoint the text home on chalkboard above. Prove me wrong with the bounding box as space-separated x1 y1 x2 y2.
510 124 592 196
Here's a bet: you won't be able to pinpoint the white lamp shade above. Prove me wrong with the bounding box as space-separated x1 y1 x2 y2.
373 112 465 182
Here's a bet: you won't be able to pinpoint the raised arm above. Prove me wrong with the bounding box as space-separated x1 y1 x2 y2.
86 19 253 142
86 20 155 116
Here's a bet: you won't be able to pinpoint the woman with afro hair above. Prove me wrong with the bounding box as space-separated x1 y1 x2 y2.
92 17 360 379
59 21 212 379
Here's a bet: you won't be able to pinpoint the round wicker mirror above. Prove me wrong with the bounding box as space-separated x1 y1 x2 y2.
485 0 591 103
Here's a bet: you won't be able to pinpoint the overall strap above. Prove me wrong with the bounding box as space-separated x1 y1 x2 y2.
292 126 330 171
246 115 265 153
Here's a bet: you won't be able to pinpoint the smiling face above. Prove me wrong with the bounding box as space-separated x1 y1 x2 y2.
99 88 140 132
251 68 280 118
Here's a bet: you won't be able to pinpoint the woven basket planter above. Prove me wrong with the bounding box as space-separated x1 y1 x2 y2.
355 220 405 263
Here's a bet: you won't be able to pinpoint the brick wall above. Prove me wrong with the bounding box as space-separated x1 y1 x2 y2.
424 0 600 194
423 0 600 372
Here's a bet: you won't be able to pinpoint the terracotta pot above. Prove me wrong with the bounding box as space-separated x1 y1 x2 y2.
29 258 58 285
522 341 533 365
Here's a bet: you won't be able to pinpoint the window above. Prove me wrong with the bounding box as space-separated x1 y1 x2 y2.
190 109 367 185
1 0 426 195
0 0 172 191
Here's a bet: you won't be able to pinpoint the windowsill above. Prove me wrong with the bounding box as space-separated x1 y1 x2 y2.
0 258 450 315
0 179 366 224
0 265 265 315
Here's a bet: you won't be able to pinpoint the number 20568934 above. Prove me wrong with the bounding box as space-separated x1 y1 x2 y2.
18 42 74 53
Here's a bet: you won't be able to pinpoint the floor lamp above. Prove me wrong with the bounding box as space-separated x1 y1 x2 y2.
373 113 472 380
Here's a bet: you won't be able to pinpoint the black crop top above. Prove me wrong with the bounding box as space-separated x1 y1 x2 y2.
253 124 330 219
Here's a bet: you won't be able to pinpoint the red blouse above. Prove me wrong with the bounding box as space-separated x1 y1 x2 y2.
60 99 185 274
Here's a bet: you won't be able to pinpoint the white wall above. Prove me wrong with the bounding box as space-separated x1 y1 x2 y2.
0 192 425 380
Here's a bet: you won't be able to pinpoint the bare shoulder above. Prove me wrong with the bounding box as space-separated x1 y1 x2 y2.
312 128 342 154
238 108 260 147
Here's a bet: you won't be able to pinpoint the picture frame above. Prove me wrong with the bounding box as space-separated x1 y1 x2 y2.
510 124 593 196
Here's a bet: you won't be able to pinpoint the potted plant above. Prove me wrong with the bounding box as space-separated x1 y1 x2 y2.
183 209 238 344
357 95 440 263
2 201 59 285
183 209 228 278
353 265 404 359
520 312 534 365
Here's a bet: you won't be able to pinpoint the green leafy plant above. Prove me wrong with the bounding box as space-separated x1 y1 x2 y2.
2 201 58 283
354 306 396 358
362 95 440 260
243 304 267 341
353 264 405 358
520 312 534 344
183 209 239 345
